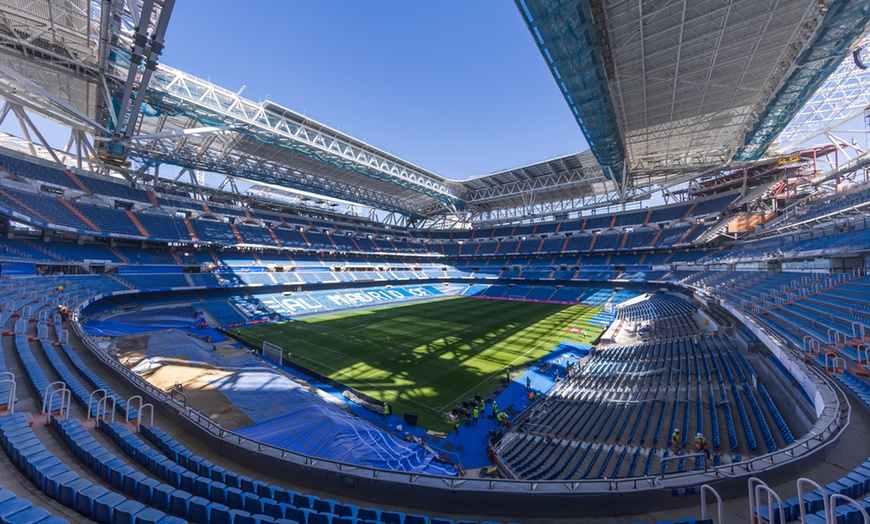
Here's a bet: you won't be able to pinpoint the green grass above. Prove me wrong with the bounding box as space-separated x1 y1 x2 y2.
231 297 603 431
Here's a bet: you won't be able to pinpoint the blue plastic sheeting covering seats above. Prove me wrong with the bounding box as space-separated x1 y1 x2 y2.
84 305 204 337
235 405 457 476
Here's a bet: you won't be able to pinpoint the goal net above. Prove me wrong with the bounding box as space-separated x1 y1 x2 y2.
261 340 284 366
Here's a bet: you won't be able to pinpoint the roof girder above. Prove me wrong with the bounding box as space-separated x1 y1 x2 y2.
125 134 424 218
143 64 463 208
735 0 870 160
775 35 870 151
516 0 626 181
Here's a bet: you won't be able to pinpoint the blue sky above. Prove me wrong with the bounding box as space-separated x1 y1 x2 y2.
159 1 587 180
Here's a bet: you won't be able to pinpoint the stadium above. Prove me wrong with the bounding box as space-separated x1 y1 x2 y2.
0 0 868 523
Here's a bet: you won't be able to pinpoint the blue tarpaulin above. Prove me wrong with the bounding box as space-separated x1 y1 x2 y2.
236 406 457 476
1 261 36 276
83 305 211 337
117 265 183 274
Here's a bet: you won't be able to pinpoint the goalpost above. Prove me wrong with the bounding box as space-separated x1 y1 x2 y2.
261 340 285 366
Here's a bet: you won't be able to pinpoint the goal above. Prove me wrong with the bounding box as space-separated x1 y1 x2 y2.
261 340 284 366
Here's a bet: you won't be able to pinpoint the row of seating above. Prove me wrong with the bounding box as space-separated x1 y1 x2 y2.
699 271 870 379
103 421 437 524
499 331 785 478
837 371 870 405
0 413 71 523
50 328 137 422
680 270 870 523
757 383 795 445
37 337 108 419
13 324 64 413
617 295 695 322
768 183 870 230
50 415 192 523
0 196 715 256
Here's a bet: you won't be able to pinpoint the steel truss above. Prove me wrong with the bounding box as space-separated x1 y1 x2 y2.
776 36 870 151
139 65 461 206
599 0 827 171
126 138 419 218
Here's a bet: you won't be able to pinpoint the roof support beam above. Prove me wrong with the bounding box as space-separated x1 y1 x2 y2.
516 0 626 181
735 0 870 161
776 35 870 151
143 65 463 207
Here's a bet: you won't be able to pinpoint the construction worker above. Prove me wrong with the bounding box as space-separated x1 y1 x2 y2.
496 411 506 427
671 428 681 449
695 432 707 452
454 417 461 435
526 376 531 390
492 401 498 418
472 406 479 426
382 403 389 421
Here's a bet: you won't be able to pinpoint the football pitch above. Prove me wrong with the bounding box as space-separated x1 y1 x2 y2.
230 297 603 430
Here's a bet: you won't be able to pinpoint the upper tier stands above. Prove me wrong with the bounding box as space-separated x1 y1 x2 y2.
685 271 870 379
408 192 736 241
704 225 870 265
0 149 735 259
0 234 719 270
766 182 870 230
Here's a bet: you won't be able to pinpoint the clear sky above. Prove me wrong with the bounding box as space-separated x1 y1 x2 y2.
158 1 588 180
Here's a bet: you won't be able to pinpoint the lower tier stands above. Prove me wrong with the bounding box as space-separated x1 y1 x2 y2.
0 264 866 522
496 330 797 481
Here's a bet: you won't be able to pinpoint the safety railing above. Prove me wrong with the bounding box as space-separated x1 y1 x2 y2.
0 372 16 413
829 493 870 523
43 383 70 419
699 484 723 524
797 477 829 524
750 477 786 524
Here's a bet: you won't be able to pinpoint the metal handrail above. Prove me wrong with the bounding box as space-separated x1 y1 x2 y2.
0 372 16 413
699 484 723 524
97 395 116 424
797 478 829 524
43 385 71 420
825 352 838 371
754 481 786 524
829 493 870 523
127 395 145 423
86 388 107 419
832 356 847 375
138 403 155 431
